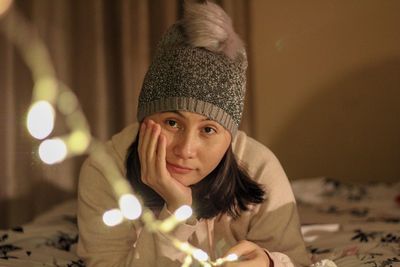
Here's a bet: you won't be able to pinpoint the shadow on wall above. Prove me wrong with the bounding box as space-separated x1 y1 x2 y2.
272 59 400 183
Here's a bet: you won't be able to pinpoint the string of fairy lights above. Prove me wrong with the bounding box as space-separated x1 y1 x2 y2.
0 2 239 266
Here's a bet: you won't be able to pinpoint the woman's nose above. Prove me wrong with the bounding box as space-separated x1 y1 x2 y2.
172 131 198 159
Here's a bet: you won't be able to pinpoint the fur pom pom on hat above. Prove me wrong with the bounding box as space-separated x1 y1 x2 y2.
183 1 244 59
137 0 247 136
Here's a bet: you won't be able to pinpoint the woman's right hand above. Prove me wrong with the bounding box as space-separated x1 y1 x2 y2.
138 120 193 212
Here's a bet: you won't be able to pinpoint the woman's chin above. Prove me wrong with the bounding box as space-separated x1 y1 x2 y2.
171 174 195 187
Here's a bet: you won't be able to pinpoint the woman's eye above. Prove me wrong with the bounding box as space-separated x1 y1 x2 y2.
165 119 179 128
203 127 216 135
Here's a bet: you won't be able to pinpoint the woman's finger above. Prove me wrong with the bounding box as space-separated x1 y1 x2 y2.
147 123 160 164
138 121 146 155
140 120 154 180
156 133 167 179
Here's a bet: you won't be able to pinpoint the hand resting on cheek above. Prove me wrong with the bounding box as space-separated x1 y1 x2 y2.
138 120 193 213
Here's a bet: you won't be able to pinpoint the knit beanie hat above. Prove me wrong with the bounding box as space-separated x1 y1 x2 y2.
137 1 247 136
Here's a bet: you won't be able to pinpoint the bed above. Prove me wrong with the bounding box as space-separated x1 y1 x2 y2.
294 177 400 267
1 177 399 267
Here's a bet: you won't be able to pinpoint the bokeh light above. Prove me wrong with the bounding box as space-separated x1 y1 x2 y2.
119 194 142 220
103 209 124 227
57 90 78 115
215 253 238 266
67 130 91 154
226 253 238 261
182 255 193 267
33 77 58 103
192 249 209 261
38 138 67 164
179 242 190 252
27 100 55 140
174 205 193 221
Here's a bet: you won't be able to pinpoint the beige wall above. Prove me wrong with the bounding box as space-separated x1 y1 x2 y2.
248 1 400 182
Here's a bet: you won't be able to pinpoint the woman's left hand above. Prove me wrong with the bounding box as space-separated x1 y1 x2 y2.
223 240 271 267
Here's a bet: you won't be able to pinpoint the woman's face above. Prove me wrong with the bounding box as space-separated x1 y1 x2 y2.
144 111 231 186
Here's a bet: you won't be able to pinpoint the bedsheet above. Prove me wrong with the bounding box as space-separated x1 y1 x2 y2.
0 201 82 266
0 177 399 266
294 177 400 267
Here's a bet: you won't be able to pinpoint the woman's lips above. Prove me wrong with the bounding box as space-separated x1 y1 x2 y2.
166 162 193 175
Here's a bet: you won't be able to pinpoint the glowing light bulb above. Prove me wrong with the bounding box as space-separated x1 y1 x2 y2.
174 205 192 221
67 130 91 154
27 101 55 139
57 90 78 115
159 205 193 232
119 194 142 220
192 249 209 262
179 242 190 252
38 138 67 164
33 77 58 103
226 253 238 261
103 209 123 226
182 255 193 267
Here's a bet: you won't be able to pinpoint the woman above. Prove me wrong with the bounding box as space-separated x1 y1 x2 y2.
77 1 311 266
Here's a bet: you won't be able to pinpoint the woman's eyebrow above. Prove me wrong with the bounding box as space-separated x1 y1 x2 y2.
162 110 213 122
162 110 185 118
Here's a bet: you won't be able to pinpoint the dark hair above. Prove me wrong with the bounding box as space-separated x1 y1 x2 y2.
125 135 266 219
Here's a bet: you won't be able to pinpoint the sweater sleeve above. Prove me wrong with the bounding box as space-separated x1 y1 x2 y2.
76 158 198 267
232 132 311 267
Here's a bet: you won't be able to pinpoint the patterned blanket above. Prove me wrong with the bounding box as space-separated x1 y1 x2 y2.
0 201 82 267
294 177 400 267
0 177 399 267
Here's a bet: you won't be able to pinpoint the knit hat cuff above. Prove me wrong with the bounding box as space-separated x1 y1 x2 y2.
137 97 238 136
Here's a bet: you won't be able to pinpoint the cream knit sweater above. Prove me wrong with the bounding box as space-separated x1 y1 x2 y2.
77 123 311 267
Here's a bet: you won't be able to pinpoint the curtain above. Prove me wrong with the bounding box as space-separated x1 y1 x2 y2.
0 0 252 229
